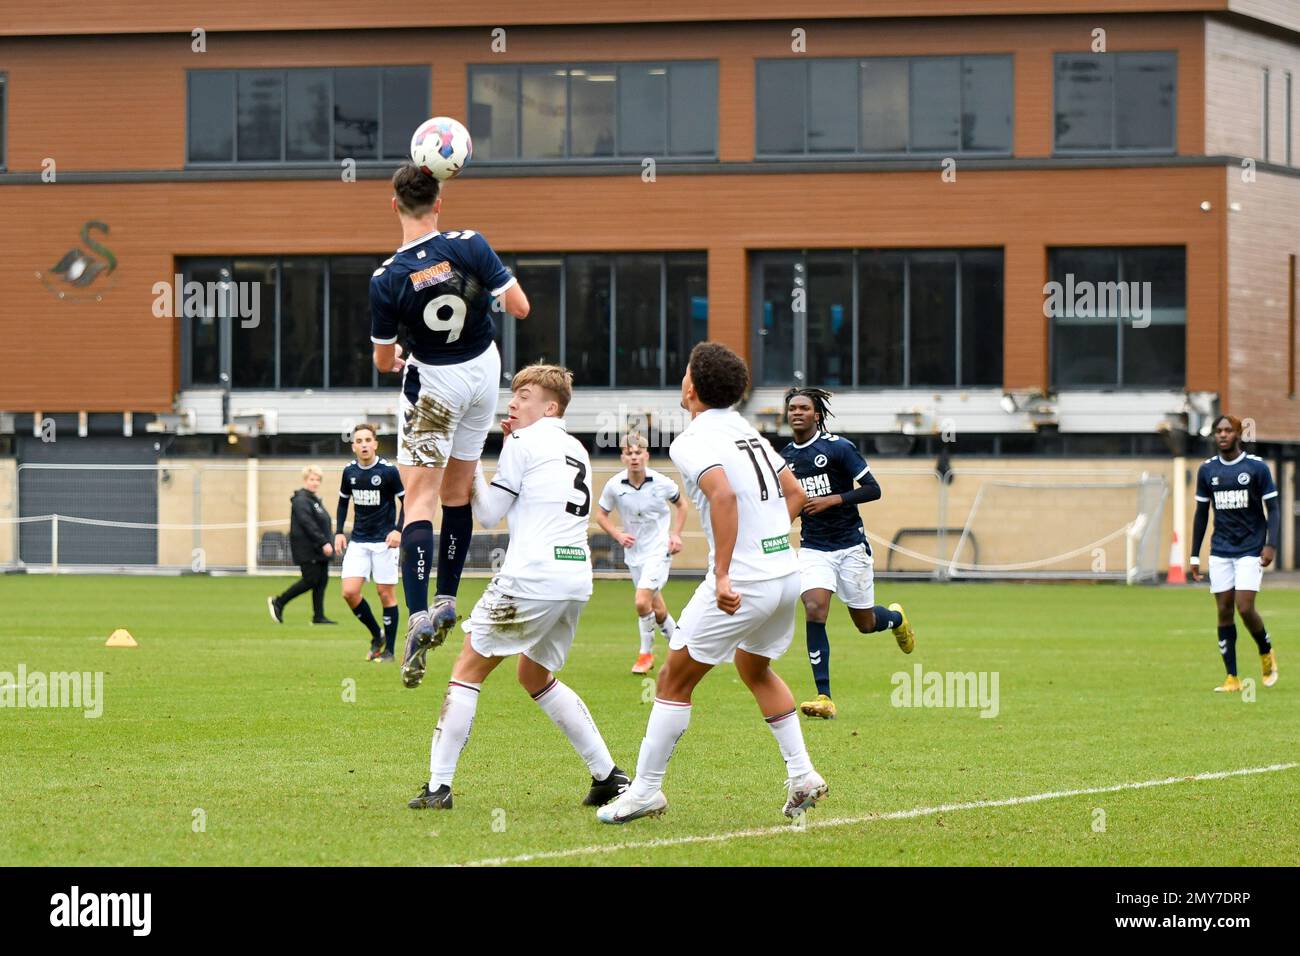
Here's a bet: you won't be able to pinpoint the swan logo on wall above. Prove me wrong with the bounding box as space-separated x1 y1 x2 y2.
36 221 118 301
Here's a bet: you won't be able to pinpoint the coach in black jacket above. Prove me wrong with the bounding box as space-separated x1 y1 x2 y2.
268 466 337 624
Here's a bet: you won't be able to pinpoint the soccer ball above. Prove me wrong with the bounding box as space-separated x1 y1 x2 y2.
410 116 472 181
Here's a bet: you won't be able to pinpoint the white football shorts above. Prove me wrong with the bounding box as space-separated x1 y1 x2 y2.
627 554 671 592
341 540 399 585
668 572 800 666
798 543 874 609
1208 554 1264 594
464 577 587 674
398 342 501 468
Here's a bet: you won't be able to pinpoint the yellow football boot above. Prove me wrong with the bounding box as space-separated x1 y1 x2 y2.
1213 674 1243 693
1261 651 1278 688
800 694 837 719
890 603 915 654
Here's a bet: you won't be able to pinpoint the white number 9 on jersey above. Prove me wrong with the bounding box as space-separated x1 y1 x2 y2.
423 294 467 343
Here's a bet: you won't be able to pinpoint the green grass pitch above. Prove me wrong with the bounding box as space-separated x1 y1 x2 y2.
1 574 1295 866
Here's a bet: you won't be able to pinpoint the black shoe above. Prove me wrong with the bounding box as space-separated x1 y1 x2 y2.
311 617 338 625
366 641 383 661
408 782 453 809
582 766 631 807
267 597 284 624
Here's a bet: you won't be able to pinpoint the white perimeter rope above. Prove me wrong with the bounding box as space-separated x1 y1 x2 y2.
0 514 289 531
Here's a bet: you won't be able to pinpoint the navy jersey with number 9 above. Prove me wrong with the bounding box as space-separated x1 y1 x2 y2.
369 229 516 366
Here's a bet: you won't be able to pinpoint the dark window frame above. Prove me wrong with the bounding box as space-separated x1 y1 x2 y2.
749 248 1004 388
1046 245 1187 390
0 73 7 172
180 255 388 389
754 54 1015 159
182 252 707 391
467 61 719 164
1286 70 1294 166
1264 67 1271 162
497 252 708 387
185 66 430 167
1052 50 1177 156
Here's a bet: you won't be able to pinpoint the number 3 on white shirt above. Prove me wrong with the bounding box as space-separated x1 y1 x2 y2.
423 294 467 343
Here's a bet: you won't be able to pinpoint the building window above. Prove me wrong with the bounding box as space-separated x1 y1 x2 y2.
1263 67 1271 162
1048 247 1186 389
181 256 403 388
751 250 1003 388
186 67 429 165
1054 52 1176 153
756 56 1013 157
468 62 718 161
499 253 707 387
181 253 707 390
1284 72 1294 166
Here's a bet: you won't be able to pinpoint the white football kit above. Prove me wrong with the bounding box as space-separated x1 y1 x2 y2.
468 416 593 673
341 541 400 585
597 467 681 591
668 408 801 666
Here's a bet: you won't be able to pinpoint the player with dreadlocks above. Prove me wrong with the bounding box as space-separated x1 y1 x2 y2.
780 387 915 719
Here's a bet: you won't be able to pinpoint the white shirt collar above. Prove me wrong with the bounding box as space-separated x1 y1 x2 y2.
1219 451 1246 465
518 416 567 434
397 230 440 253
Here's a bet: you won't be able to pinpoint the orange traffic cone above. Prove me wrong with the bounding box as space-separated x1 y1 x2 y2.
1167 531 1186 584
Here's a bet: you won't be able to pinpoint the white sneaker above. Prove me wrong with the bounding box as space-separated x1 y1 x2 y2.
783 770 828 818
596 788 668 824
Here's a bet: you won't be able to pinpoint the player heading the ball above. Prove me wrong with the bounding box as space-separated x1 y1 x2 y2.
369 160 531 688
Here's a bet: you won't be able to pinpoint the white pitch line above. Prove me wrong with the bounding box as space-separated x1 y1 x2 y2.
458 761 1298 867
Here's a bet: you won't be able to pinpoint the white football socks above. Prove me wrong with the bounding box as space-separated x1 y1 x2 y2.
766 709 814 778
428 680 480 788
629 698 692 799
637 613 657 654
658 612 677 640
532 679 615 780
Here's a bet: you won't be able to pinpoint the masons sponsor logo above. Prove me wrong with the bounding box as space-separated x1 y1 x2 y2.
410 261 453 291
554 545 587 561
1214 489 1250 510
762 534 791 554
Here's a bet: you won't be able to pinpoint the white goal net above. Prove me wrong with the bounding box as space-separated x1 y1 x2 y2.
938 475 1168 582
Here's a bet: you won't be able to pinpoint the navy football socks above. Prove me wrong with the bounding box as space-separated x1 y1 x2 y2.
1218 624 1238 675
871 605 902 631
382 605 400 654
435 504 473 600
807 621 831 698
351 598 381 643
1247 625 1272 654
401 520 434 614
